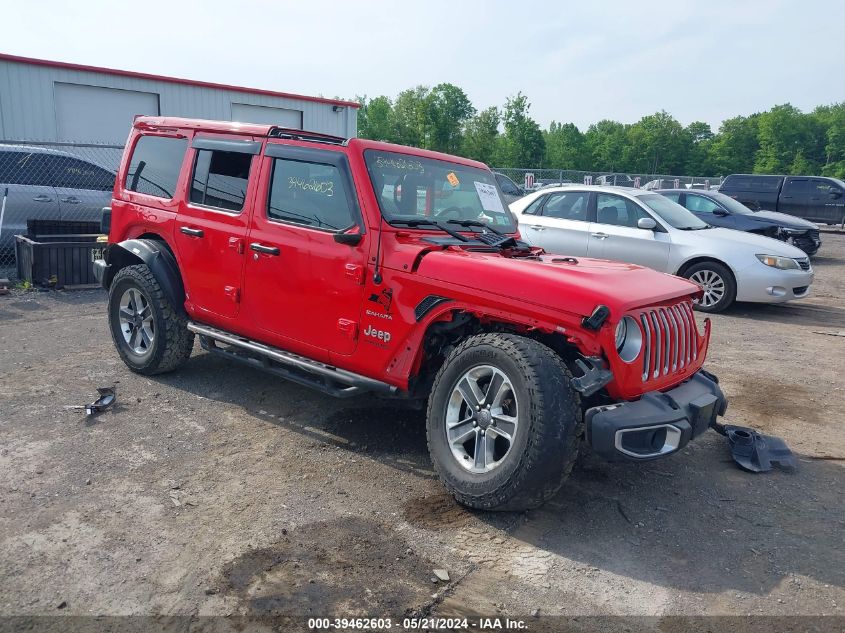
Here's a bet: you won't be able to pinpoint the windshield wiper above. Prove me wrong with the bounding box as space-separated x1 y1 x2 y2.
445 218 507 236
390 218 469 242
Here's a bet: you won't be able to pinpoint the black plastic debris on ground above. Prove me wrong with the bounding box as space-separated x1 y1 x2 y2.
86 387 116 417
716 424 798 473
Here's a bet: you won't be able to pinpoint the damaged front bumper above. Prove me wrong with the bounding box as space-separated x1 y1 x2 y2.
585 370 727 461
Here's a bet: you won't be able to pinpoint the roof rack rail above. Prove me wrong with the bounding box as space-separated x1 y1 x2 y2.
268 127 347 146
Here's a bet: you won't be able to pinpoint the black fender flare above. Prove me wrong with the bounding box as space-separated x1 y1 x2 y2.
101 239 186 314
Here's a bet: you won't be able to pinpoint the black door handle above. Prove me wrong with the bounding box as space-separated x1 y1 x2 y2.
180 226 204 237
250 242 280 255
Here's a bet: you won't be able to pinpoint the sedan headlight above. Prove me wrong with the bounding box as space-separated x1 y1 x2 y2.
756 254 801 270
615 316 643 363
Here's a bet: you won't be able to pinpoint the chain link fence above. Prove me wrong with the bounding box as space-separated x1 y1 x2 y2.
0 140 122 279
493 167 723 193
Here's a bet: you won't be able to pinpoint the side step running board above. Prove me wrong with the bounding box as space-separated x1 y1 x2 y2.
188 322 398 399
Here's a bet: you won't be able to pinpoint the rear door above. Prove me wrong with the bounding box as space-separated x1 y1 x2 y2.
588 193 671 271
0 150 60 246
51 155 116 224
240 143 368 359
520 190 592 255
778 177 811 219
173 136 259 321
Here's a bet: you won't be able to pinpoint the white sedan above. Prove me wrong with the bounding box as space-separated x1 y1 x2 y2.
511 186 815 312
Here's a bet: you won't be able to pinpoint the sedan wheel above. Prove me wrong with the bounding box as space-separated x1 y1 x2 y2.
689 269 725 309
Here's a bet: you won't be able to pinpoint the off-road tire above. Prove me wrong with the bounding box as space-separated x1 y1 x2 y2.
426 333 582 511
682 261 736 314
108 264 194 375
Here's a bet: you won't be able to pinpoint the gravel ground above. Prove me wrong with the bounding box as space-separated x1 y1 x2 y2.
1 234 843 628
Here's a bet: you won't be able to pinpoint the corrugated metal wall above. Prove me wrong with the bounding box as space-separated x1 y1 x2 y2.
0 58 357 142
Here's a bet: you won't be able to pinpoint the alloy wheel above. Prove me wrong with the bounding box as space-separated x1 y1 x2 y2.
689 269 725 308
445 365 519 474
118 288 155 355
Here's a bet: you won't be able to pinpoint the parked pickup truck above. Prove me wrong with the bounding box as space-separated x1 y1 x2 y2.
719 174 845 226
94 116 728 511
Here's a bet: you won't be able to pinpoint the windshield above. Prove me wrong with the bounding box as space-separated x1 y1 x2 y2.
638 194 709 229
708 191 754 215
364 150 517 232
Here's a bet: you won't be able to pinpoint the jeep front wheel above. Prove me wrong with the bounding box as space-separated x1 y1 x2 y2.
426 333 582 511
108 264 194 375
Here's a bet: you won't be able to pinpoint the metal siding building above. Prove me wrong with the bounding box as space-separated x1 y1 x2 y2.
0 54 358 143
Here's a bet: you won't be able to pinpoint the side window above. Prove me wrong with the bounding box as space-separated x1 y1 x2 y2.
542 191 589 221
190 150 252 212
661 192 681 203
50 156 115 191
0 151 53 186
783 178 809 197
811 179 832 195
595 193 647 228
125 136 188 199
725 176 752 190
496 173 520 196
523 195 546 215
685 195 722 214
268 158 354 231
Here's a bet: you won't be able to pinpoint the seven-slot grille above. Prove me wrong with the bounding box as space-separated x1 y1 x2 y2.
636 301 699 382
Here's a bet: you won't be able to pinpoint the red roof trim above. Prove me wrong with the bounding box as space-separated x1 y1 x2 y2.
0 52 360 109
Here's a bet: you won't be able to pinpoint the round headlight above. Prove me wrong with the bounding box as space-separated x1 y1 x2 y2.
615 316 643 363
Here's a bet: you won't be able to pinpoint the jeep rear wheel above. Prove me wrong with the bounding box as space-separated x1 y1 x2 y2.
426 333 582 511
108 264 194 375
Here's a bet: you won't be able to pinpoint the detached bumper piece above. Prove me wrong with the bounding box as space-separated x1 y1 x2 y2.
719 425 797 472
585 371 727 461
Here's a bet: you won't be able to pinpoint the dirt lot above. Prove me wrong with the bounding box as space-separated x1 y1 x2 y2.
1 234 844 628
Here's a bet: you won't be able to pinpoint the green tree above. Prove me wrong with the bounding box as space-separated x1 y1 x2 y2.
623 111 689 174
357 95 394 142
494 93 545 167
754 104 823 174
544 122 587 169
707 114 760 175
684 121 715 175
814 103 845 178
584 120 629 172
392 86 431 148
426 83 475 154
461 106 500 164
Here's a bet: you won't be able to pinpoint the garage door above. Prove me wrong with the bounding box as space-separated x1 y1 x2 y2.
54 83 160 144
231 103 303 129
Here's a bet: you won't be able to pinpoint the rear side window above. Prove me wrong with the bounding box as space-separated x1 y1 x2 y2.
722 176 752 190
751 176 781 191
125 136 188 199
268 159 355 231
51 156 115 191
661 192 681 203
190 150 252 212
0 151 53 186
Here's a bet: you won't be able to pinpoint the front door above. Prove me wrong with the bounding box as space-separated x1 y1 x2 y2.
587 193 671 271
173 137 258 321
240 144 367 359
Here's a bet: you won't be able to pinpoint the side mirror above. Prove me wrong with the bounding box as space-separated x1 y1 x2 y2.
637 217 657 230
829 190 842 199
712 208 729 217
334 228 363 246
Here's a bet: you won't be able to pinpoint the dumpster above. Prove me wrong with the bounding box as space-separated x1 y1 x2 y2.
15 220 104 289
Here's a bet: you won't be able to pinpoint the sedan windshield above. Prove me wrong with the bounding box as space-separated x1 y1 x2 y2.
708 191 754 215
364 150 517 232
638 194 709 229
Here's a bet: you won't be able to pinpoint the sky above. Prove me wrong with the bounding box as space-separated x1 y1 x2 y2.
4 0 845 132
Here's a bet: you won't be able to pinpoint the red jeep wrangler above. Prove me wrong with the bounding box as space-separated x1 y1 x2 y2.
95 117 727 510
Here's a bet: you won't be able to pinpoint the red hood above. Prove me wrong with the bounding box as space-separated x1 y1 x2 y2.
415 248 700 318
